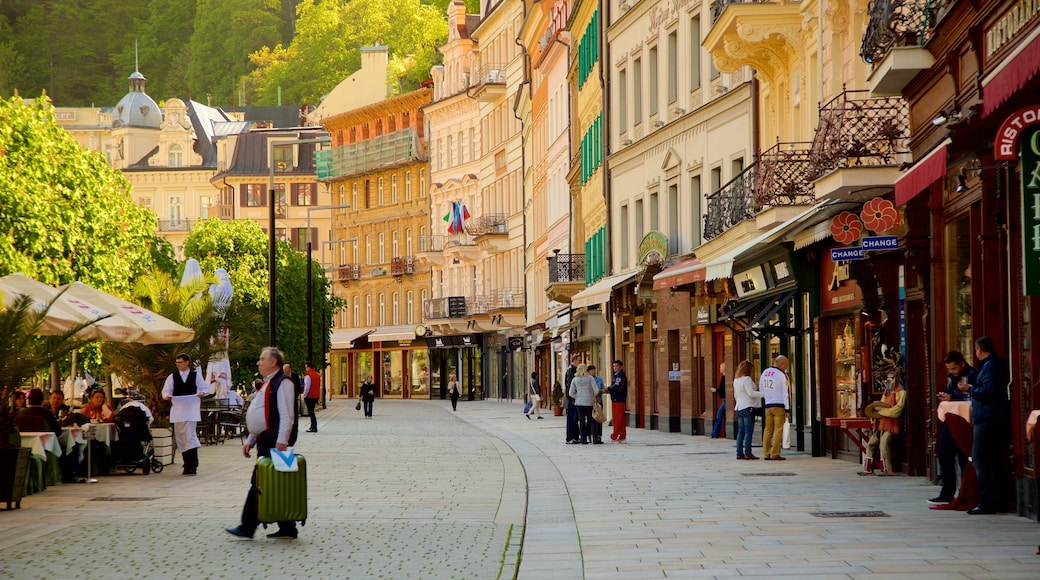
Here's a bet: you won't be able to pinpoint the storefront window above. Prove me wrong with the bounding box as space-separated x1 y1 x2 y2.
354 352 373 393
946 213 973 362
410 350 429 397
383 351 403 397
834 315 858 417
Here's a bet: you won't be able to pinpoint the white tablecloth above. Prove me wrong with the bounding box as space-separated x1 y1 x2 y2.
20 431 62 460
82 423 118 449
61 427 87 460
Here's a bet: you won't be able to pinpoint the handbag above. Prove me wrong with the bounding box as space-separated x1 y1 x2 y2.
270 446 299 472
355 401 362 411
523 401 533 414
592 399 606 423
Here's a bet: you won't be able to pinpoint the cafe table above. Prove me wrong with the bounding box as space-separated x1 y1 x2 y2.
931 401 977 511
19 431 63 492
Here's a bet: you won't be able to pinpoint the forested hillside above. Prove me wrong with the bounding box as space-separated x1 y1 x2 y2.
0 0 475 108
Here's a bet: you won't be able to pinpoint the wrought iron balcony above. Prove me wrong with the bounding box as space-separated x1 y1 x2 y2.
157 219 194 232
314 128 423 180
417 235 444 253
861 0 940 65
471 63 507 89
424 296 468 320
548 253 585 284
468 214 508 236
489 287 525 311
809 88 910 175
336 264 361 284
711 0 774 24
754 141 814 206
390 256 415 276
704 164 758 241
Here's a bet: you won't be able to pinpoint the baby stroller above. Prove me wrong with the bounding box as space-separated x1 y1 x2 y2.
111 405 163 475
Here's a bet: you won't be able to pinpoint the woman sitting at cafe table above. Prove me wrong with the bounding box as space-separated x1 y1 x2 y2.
81 389 115 423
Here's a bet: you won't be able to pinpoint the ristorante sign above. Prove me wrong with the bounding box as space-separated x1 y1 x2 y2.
994 105 1040 294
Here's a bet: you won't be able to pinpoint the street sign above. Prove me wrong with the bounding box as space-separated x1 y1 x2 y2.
861 235 898 250
831 247 865 261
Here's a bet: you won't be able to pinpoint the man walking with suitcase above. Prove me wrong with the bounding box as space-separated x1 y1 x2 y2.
227 346 301 540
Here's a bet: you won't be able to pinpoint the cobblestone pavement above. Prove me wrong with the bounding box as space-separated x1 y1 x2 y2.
2 399 1039 579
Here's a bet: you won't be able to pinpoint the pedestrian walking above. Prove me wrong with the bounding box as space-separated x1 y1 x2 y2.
162 354 208 475
526 372 542 419
606 360 628 443
360 375 377 418
710 362 726 438
759 355 790 460
448 375 461 411
568 364 597 444
226 346 299 540
303 362 321 433
732 360 762 460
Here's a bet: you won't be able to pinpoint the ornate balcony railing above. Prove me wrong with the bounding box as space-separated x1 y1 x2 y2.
471 63 507 89
157 219 194 232
417 235 444 253
424 296 468 319
704 164 758 241
490 287 525 311
390 256 415 276
711 0 774 24
755 141 814 206
468 214 508 235
337 264 361 283
861 0 940 65
548 253 586 283
809 88 910 174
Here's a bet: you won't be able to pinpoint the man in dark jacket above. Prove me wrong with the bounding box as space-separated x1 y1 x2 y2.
929 350 976 504
959 336 1010 514
606 360 629 443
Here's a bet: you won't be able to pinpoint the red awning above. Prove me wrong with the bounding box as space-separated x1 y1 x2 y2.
983 29 1040 116
652 256 704 291
894 141 948 206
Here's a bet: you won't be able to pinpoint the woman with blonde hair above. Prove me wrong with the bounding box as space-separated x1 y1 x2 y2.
732 360 764 460
568 363 598 444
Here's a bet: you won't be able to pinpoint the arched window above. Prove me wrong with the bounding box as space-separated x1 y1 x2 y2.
406 228 413 255
379 233 385 263
392 292 399 325
378 177 385 206
365 296 372 326
407 291 414 324
392 231 399 258
379 294 386 325
353 297 359 327
352 183 358 210
366 236 372 265
405 172 412 200
391 175 398 203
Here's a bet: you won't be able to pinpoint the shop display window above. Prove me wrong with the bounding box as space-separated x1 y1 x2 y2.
946 213 973 363
834 315 858 417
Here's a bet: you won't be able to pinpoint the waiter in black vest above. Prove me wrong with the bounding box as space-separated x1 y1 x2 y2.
162 353 208 475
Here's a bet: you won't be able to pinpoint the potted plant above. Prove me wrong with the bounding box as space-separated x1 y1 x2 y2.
0 293 100 509
550 380 565 416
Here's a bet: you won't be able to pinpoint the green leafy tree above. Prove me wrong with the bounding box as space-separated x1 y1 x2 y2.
187 0 285 106
247 0 447 105
0 94 164 295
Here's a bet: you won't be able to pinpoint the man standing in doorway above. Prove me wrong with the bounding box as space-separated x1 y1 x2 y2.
606 359 628 443
759 355 790 460
162 354 208 475
959 336 1011 514
564 354 581 444
303 362 321 433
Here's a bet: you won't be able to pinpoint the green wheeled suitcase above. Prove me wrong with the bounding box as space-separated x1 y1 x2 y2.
256 454 308 525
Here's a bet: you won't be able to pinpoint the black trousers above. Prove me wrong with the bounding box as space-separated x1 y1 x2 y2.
972 423 1010 511
304 397 318 430
240 441 297 534
937 423 967 500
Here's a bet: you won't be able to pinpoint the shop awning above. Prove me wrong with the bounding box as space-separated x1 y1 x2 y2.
982 25 1040 116
894 140 949 206
703 203 829 282
748 288 800 328
652 256 705 290
368 324 421 342
330 328 373 349
570 270 641 309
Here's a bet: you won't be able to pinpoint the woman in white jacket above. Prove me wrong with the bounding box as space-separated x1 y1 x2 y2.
732 360 764 460
568 364 598 444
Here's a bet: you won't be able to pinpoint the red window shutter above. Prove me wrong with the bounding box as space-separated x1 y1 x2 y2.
291 228 299 248
291 183 300 206
239 184 247 206
260 186 267 207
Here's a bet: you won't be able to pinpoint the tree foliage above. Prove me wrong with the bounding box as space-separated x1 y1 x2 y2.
0 94 166 295
248 0 447 105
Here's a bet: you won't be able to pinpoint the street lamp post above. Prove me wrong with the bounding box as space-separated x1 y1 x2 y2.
306 203 353 406
267 135 330 347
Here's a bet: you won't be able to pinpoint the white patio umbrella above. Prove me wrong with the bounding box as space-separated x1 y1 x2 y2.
58 281 195 345
0 273 112 338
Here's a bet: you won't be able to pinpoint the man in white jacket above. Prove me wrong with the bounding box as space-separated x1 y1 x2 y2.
758 356 790 460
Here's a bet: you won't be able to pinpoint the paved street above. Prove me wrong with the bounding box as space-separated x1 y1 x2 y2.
2 399 1039 579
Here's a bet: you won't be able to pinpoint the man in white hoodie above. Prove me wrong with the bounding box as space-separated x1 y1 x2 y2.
758 355 790 460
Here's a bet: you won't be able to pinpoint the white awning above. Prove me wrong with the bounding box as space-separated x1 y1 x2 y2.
330 328 374 349
570 270 641 309
368 324 421 342
703 202 833 282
